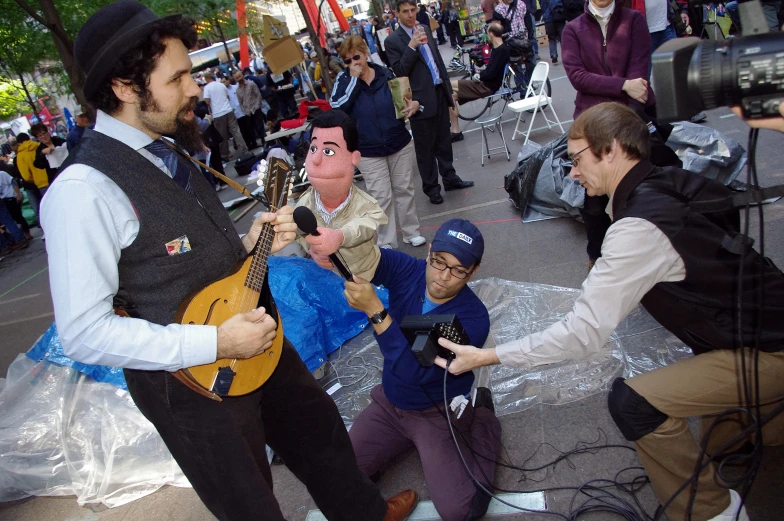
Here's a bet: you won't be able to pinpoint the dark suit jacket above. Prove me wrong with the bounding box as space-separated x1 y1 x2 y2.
384 23 453 120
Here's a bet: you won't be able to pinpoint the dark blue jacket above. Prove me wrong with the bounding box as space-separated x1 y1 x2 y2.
371 249 490 410
329 63 411 158
66 125 86 152
541 0 566 23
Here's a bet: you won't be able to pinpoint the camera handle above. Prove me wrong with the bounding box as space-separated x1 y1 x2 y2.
738 0 771 36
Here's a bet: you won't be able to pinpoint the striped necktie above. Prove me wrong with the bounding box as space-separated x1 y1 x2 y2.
144 139 193 194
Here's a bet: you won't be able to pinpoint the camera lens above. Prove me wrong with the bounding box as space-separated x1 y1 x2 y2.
687 40 735 112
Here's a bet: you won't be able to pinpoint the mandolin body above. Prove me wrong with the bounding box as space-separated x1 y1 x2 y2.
174 254 283 398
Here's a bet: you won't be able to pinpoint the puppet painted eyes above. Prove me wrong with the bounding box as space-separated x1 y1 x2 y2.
309 144 336 157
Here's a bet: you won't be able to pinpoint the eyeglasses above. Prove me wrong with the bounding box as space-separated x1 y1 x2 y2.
343 54 362 65
429 256 473 279
566 145 591 169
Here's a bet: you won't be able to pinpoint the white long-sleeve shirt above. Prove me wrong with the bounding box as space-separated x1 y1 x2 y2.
41 111 217 372
495 214 687 369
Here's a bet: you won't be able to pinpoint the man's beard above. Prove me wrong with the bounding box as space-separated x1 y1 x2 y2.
172 98 203 154
139 94 204 154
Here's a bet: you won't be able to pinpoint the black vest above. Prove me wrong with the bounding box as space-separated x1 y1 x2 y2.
613 161 784 355
61 129 248 326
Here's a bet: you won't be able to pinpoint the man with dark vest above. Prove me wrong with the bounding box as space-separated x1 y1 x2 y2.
40 2 418 520
434 102 784 521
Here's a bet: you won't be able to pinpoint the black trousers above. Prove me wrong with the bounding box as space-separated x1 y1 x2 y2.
2 197 29 234
580 194 612 261
249 109 266 147
409 86 464 198
237 115 257 150
124 341 387 521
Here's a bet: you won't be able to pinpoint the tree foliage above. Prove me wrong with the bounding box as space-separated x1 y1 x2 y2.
0 78 43 120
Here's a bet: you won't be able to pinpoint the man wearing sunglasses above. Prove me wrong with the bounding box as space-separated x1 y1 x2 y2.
342 218 501 521
437 102 784 521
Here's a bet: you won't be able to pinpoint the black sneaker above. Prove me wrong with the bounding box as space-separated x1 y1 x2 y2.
451 132 464 143
473 387 495 413
551 56 558 64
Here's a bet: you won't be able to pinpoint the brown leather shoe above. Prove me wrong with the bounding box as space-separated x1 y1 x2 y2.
383 489 418 521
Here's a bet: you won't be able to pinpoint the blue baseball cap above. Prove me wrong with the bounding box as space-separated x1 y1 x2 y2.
430 219 484 268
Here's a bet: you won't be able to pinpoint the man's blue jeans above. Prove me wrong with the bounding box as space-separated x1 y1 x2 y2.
0 199 25 249
649 25 677 77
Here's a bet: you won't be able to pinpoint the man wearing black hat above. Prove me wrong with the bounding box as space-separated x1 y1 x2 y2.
40 2 417 520
343 219 501 521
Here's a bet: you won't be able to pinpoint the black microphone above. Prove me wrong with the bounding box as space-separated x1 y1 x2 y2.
293 206 354 281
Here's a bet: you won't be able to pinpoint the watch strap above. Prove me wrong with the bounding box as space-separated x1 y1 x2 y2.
368 308 389 324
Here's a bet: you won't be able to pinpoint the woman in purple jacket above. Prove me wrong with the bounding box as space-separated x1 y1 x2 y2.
561 0 652 268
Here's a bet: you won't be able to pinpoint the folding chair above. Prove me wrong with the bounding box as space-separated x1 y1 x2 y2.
508 62 564 145
475 64 511 166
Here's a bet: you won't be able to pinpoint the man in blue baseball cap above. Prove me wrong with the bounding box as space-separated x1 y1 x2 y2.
343 218 501 521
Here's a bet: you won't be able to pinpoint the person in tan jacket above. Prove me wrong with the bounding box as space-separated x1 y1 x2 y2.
294 110 387 281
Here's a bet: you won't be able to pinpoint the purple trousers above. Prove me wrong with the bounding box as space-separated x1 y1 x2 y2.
349 385 502 521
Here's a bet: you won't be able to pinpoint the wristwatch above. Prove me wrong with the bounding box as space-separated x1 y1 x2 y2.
368 308 389 325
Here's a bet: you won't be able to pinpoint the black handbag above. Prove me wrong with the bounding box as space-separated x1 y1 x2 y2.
507 36 534 61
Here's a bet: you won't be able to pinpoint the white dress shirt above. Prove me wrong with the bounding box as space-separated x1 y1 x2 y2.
226 83 245 120
41 110 217 371
495 212 687 369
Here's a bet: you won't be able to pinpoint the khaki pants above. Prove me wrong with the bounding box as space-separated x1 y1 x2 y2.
213 111 248 158
626 348 784 521
358 140 421 248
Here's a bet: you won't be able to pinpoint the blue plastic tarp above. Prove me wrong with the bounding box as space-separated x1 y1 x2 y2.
268 256 388 371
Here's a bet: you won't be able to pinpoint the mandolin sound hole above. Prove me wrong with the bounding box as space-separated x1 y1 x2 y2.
203 299 221 324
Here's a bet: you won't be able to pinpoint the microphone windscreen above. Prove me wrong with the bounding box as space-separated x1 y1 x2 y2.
293 206 319 235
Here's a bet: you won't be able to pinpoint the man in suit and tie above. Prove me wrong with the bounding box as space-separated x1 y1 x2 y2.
385 0 474 205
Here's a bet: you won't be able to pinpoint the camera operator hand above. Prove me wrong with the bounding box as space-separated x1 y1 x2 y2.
732 103 784 133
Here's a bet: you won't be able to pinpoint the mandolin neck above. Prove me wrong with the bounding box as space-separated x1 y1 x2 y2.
245 221 275 292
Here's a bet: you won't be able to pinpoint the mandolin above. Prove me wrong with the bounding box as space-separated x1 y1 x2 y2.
170 157 293 401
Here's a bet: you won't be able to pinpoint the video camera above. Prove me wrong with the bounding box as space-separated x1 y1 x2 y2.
651 0 784 122
400 314 470 367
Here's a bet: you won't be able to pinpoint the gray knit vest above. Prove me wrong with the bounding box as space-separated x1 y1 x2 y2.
61 129 251 326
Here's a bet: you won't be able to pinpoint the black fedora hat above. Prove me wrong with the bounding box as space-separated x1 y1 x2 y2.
75 0 182 100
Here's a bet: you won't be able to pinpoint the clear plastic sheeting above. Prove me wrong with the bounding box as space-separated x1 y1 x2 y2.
0 354 187 507
665 121 747 185
0 277 693 506
327 278 693 423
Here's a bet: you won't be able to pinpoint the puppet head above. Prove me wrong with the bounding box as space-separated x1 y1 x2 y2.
305 110 361 211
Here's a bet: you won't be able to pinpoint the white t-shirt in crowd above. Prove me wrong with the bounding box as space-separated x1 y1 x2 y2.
644 0 669 32
202 81 233 118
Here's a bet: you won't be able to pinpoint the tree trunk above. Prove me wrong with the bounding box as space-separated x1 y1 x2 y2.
215 18 234 72
17 72 40 119
29 0 86 105
370 0 383 19
295 0 333 94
